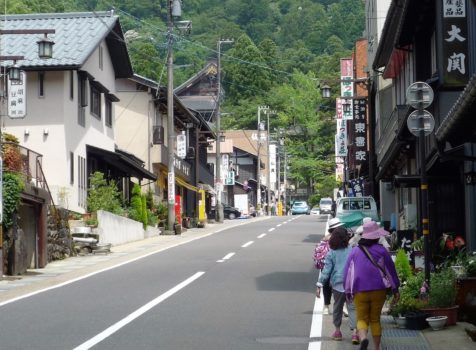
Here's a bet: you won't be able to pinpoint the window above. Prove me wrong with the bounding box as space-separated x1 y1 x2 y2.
69 71 74 100
38 72 45 97
99 45 103 70
79 73 88 107
105 97 112 127
90 85 101 119
70 152 74 184
78 72 87 127
78 155 87 209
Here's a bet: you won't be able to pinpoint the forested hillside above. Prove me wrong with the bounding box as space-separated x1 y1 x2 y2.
1 0 365 200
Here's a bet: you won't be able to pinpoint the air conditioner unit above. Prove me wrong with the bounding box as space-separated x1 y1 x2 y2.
403 204 417 229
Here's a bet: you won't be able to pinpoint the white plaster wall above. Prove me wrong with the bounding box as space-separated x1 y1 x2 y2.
115 79 160 166
97 210 160 245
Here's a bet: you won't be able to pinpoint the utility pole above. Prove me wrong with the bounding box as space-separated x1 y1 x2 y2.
215 38 233 223
166 0 180 233
257 106 268 216
267 112 272 216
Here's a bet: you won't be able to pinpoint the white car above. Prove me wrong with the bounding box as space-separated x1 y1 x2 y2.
310 206 320 215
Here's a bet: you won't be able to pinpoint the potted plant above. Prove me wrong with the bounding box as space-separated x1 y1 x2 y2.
456 252 476 324
422 267 459 325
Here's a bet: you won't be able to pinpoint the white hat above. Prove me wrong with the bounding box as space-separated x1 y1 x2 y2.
328 217 344 230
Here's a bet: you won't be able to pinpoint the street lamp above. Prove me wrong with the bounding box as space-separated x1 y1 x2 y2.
406 81 435 287
215 38 233 223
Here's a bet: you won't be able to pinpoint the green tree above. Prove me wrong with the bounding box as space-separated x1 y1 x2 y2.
87 172 122 214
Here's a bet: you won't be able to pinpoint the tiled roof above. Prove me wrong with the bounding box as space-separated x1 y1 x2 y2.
0 11 132 77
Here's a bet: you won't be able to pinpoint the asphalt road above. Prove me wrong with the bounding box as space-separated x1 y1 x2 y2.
0 215 329 350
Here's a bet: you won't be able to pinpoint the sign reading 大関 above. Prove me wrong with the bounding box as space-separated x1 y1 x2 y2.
440 0 469 87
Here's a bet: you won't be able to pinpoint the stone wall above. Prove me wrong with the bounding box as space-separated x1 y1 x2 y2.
47 207 75 262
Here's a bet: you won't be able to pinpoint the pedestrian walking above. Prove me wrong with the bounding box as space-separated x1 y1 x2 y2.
343 220 400 350
316 227 359 344
313 217 345 315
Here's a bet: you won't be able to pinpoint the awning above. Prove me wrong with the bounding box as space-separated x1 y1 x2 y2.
435 73 476 144
87 145 157 181
198 183 216 195
176 176 199 192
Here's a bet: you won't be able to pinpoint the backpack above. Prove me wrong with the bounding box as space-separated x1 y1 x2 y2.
313 240 330 270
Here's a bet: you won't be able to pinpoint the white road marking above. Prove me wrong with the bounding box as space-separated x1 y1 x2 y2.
241 241 254 248
217 252 235 262
277 224 282 227
257 233 266 239
73 272 205 350
268 228 275 232
308 297 324 350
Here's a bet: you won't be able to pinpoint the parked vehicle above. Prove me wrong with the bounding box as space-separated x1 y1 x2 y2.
290 201 310 215
335 196 379 224
223 204 241 219
310 206 320 215
319 197 334 215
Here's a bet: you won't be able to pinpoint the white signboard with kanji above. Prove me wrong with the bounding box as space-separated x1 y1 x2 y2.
177 133 186 158
8 71 27 119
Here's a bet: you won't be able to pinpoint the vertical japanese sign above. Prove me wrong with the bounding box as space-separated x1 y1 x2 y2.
269 144 277 183
340 58 354 120
336 98 343 120
352 98 368 167
335 119 347 157
7 71 27 119
440 0 469 87
177 133 186 158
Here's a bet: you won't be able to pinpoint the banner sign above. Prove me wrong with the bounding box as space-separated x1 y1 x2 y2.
340 58 354 120
349 177 365 197
352 98 368 165
8 71 27 119
336 98 343 120
440 0 469 87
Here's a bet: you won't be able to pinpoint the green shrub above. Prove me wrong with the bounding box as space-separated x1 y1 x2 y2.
141 194 148 229
2 172 25 230
87 171 122 214
428 268 457 308
128 183 143 222
395 249 412 283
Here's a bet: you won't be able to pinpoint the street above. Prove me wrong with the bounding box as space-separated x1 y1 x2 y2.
0 215 329 350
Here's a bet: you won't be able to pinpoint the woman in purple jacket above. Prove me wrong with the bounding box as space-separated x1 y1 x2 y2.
343 221 400 350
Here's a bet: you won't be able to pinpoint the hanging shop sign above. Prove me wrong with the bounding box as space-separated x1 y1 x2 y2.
439 0 469 87
8 71 27 119
352 98 368 165
340 58 354 120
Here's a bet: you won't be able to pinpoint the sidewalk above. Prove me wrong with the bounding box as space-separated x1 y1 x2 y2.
320 304 476 350
0 216 269 304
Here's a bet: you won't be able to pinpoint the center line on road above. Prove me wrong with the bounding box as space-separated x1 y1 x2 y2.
268 227 275 232
217 252 235 262
276 224 282 227
257 233 266 239
241 241 254 248
73 272 205 350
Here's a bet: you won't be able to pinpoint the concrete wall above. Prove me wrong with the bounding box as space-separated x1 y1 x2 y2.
96 210 160 246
